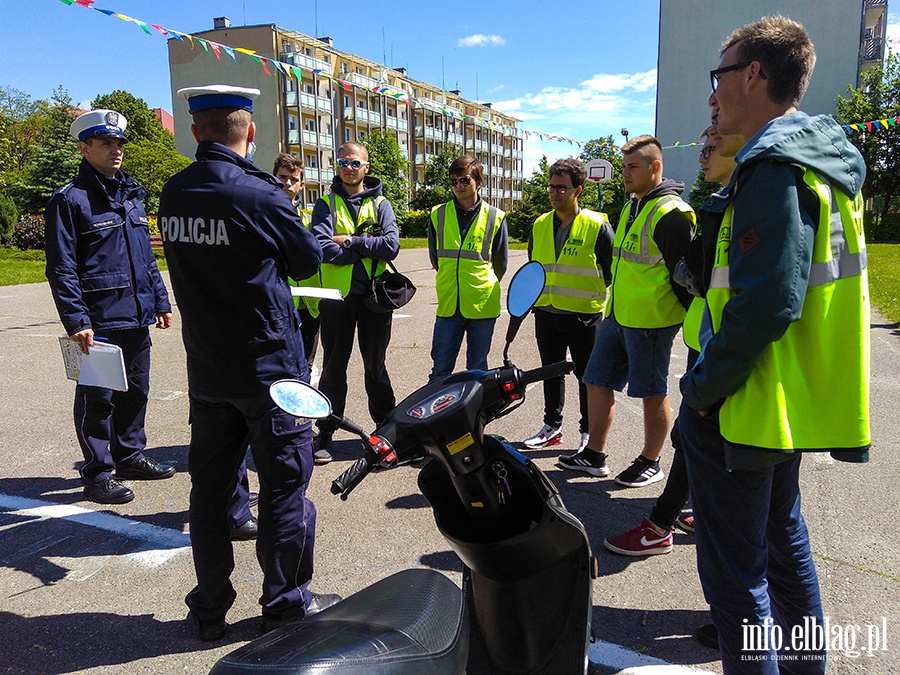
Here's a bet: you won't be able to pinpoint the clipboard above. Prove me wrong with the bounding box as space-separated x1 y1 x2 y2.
59 337 129 391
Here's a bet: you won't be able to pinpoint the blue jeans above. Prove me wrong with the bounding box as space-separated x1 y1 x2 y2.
429 315 496 383
678 403 825 674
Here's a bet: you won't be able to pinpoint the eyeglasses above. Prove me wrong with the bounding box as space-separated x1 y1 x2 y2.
699 146 715 160
709 62 752 91
448 176 473 186
547 185 576 194
337 158 364 169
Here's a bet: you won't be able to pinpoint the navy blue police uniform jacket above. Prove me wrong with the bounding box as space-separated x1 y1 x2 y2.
158 141 322 398
45 159 171 335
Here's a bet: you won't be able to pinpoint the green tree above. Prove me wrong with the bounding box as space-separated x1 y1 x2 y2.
92 90 168 145
364 129 408 216
17 87 81 213
687 169 719 210
0 87 53 210
505 155 551 242
123 139 191 214
835 52 900 224
410 142 463 211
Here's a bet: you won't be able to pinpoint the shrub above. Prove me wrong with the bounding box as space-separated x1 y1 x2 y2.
0 193 18 247
148 214 159 236
12 214 46 251
398 209 431 238
866 212 900 243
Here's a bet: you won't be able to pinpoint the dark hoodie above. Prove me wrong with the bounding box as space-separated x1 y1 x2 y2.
311 174 400 297
681 111 867 464
614 178 695 312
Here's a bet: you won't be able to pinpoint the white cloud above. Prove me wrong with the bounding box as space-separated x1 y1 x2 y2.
493 69 658 175
487 84 505 94
887 11 900 53
458 34 506 48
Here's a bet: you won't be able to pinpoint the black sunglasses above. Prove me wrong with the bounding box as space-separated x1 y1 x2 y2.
709 61 768 91
449 176 473 186
699 146 715 160
337 158 364 169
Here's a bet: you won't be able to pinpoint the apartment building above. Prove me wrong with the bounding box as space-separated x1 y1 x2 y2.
167 18 524 210
655 0 889 189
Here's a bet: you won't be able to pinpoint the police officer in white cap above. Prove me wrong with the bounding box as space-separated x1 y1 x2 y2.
159 85 336 641
44 109 175 505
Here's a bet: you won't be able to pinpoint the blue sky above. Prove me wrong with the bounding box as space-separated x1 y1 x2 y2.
2 1 899 174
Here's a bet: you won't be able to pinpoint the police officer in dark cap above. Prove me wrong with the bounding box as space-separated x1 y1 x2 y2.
45 109 175 505
158 84 337 641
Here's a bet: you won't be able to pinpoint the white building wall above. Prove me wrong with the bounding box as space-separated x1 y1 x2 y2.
656 0 865 192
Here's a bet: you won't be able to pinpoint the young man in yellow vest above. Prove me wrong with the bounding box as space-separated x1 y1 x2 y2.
523 159 613 453
311 141 399 464
427 155 508 382
558 136 694 488
680 17 870 671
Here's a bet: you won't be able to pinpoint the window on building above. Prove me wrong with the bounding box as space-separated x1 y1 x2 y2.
357 99 367 109
305 84 315 95
305 119 316 132
387 107 395 117
358 131 366 141
304 47 313 56
289 117 297 130
344 128 351 142
306 154 318 168
307 189 318 203
343 96 351 108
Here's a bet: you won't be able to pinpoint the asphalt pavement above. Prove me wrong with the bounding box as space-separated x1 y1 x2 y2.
0 247 897 674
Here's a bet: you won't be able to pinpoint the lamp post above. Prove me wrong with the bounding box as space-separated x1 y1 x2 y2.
621 127 629 144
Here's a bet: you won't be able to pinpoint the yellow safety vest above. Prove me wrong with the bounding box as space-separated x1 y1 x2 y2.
318 194 386 298
288 210 322 316
432 201 505 319
610 195 695 328
531 209 609 315
682 297 704 352
706 169 870 451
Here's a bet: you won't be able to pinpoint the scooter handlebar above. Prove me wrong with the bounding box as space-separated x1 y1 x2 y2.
520 361 575 386
330 453 377 501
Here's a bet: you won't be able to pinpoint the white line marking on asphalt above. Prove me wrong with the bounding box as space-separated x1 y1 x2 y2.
590 638 718 673
0 493 190 568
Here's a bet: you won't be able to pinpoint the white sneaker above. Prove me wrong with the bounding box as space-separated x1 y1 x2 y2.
578 432 590 452
523 424 563 448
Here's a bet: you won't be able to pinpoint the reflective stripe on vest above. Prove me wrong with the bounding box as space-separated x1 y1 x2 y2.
706 169 870 451
289 211 322 315
531 209 609 314
610 195 695 328
432 201 504 318
318 194 386 297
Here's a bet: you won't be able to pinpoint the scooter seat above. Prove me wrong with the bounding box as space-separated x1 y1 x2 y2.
209 568 468 675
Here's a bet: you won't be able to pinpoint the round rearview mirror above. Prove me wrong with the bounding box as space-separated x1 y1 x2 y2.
506 261 546 318
269 379 332 419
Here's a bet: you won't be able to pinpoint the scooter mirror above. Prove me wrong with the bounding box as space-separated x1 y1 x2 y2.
506 261 546 318
269 379 333 419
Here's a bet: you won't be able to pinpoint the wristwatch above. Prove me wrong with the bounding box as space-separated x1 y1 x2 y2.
342 237 352 249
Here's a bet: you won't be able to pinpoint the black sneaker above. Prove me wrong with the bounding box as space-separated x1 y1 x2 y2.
313 432 332 465
614 456 664 487
694 622 719 650
249 491 259 508
188 611 227 642
84 477 134 504
115 456 176 480
557 448 610 477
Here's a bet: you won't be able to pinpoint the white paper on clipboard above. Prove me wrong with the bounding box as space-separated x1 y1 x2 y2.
290 286 343 300
59 337 129 391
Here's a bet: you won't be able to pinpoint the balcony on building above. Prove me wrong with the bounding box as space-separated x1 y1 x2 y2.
281 50 331 74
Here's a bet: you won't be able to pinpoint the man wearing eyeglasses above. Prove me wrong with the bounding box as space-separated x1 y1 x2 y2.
558 136 694 488
426 155 508 382
311 141 400 463
679 16 870 672
523 159 613 453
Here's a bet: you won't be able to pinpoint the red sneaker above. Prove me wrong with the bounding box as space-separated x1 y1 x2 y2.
603 518 673 556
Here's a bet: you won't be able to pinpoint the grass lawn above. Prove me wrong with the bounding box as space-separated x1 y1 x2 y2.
4 243 898 325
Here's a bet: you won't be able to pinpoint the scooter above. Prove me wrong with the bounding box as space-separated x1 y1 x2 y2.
210 262 596 675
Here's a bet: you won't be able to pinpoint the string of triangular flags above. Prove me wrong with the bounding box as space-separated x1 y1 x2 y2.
56 0 887 153
842 116 900 133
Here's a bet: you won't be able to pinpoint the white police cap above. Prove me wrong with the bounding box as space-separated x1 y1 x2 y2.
69 109 129 142
177 85 261 114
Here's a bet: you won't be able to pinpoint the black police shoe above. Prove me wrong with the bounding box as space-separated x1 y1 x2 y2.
259 592 342 634
115 456 176 480
249 491 259 508
188 611 227 642
84 477 135 504
230 516 258 541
